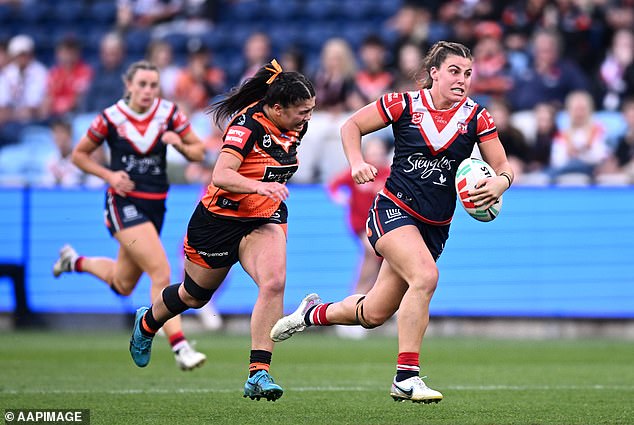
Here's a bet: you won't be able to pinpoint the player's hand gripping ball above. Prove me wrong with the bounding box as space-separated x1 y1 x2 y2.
455 158 503 222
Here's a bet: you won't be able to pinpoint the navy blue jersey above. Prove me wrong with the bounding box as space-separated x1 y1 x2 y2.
87 98 192 197
376 89 498 225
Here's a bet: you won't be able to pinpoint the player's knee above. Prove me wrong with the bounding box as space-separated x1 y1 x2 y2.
258 276 286 297
409 267 439 296
110 280 134 297
182 272 215 309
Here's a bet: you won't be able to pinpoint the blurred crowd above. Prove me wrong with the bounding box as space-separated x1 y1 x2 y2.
1 0 634 186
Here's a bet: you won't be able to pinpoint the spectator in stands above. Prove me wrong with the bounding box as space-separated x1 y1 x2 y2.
546 0 599 72
549 90 609 184
355 35 394 104
44 36 93 119
145 39 180 100
487 99 530 179
0 34 47 121
151 0 220 39
503 29 531 78
528 101 559 173
392 41 423 92
116 0 182 33
507 28 590 112
596 97 634 184
239 32 272 83
173 38 225 116
470 35 513 104
279 46 305 75
80 32 127 114
327 137 390 339
291 38 364 183
0 39 8 72
40 119 103 188
384 3 432 54
595 29 634 112
0 34 47 147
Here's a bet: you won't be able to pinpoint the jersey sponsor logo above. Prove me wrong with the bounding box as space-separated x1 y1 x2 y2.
225 126 252 147
402 153 453 187
216 196 240 211
262 165 298 183
121 154 162 175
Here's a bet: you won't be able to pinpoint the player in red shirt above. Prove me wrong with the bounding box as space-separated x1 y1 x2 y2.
52 60 207 371
272 41 514 403
327 137 390 338
129 60 316 402
45 37 93 117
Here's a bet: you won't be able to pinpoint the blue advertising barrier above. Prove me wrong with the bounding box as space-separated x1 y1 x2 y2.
1 185 633 318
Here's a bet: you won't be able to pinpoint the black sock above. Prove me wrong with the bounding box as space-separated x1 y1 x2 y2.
138 307 163 337
249 350 272 377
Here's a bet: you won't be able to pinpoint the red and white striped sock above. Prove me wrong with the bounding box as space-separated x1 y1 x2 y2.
395 352 420 382
304 303 332 326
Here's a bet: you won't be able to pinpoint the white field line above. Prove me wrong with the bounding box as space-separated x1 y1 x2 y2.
2 384 634 395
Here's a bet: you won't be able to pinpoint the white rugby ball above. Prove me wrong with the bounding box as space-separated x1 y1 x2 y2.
455 158 503 222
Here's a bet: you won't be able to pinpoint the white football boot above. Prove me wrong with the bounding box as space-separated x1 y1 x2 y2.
270 293 321 342
174 343 207 371
390 376 443 403
52 244 79 278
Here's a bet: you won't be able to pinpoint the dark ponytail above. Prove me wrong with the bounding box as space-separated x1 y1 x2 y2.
209 59 315 128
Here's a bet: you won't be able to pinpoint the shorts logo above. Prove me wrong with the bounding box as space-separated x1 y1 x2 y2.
197 250 229 257
386 208 402 219
216 196 240 211
122 205 139 222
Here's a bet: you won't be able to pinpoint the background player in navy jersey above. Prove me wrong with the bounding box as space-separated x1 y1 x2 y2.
52 60 207 371
129 60 316 401
271 41 514 403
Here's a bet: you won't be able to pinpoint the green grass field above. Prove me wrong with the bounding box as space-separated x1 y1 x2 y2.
1 330 632 425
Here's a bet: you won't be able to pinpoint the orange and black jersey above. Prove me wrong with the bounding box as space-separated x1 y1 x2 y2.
201 101 307 219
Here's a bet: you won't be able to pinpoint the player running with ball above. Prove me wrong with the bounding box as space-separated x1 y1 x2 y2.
271 41 514 403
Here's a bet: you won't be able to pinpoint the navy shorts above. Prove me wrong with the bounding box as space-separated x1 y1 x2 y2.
184 201 288 269
366 194 450 261
104 190 166 236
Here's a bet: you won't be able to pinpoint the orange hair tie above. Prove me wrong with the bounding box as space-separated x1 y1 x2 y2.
265 59 283 85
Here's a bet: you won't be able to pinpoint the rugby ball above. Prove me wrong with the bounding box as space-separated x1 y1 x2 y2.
455 158 502 222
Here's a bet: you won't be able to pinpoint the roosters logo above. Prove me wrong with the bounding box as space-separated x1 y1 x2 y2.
411 112 423 125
